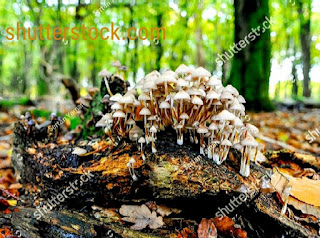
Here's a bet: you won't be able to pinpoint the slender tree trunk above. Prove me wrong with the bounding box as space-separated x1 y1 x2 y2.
195 1 205 67
292 62 298 98
91 52 97 86
298 0 312 97
155 12 163 71
229 0 273 111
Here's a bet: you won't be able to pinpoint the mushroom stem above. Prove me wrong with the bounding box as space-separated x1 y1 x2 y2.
240 146 250 177
177 129 183 145
104 77 114 96
281 185 292 216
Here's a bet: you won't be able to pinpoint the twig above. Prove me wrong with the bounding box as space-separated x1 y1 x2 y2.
255 134 309 154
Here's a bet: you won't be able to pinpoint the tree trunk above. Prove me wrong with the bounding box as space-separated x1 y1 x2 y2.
298 0 312 97
229 0 273 111
195 1 205 68
155 13 163 71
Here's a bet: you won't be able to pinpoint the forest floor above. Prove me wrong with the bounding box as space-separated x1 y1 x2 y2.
0 105 319 237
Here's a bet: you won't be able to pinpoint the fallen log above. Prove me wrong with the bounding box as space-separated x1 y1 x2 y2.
5 73 319 238
7 121 319 237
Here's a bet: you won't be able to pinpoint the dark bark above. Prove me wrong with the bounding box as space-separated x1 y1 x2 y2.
229 0 273 111
155 13 163 71
9 122 318 237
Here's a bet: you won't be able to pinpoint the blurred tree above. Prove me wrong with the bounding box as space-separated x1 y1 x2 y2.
298 0 312 97
229 0 273 111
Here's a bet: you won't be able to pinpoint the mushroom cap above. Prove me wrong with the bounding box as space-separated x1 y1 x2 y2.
174 90 190 101
113 110 126 118
187 88 202 96
224 85 239 97
111 60 122 67
177 78 189 87
230 101 242 111
88 87 99 96
133 99 141 107
148 115 157 121
110 93 123 102
209 122 218 130
125 118 136 125
136 78 145 88
139 107 151 116
221 139 232 146
150 125 157 133
129 124 143 140
159 101 171 109
212 100 222 106
217 110 236 121
175 64 191 75
111 102 123 110
127 88 137 96
192 96 203 105
197 124 208 134
241 136 259 147
138 137 146 143
120 93 135 104
180 112 190 120
192 67 211 78
239 104 245 112
101 95 110 103
138 92 151 101
246 123 259 134
206 90 220 100
238 95 246 103
207 76 222 86
163 69 178 79
119 65 128 71
72 147 87 156
145 70 160 78
143 80 157 90
98 69 112 77
220 91 234 101
233 117 244 127
129 157 136 164
95 118 108 127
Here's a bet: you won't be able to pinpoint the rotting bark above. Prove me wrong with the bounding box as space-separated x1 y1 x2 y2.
6 77 320 238
8 122 320 237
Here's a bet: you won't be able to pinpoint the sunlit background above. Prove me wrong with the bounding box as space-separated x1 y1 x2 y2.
0 0 319 103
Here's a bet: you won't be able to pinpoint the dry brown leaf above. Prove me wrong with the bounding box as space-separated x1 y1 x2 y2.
198 218 217 238
119 204 164 230
271 167 320 219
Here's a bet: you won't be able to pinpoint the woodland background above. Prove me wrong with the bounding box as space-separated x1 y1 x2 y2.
0 0 319 111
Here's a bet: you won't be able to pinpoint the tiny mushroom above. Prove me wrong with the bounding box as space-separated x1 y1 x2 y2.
138 137 146 160
98 69 113 96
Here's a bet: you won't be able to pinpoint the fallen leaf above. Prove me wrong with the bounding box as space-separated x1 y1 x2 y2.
119 204 164 230
198 218 217 238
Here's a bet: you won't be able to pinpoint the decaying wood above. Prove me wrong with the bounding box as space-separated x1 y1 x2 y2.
5 76 320 238
6 122 319 237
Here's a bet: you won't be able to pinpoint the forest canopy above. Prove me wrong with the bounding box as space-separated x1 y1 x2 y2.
0 0 319 107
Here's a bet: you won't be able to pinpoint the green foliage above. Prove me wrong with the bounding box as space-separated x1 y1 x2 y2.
0 0 319 107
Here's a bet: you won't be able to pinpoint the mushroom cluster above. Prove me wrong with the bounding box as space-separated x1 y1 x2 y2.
98 65 260 177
